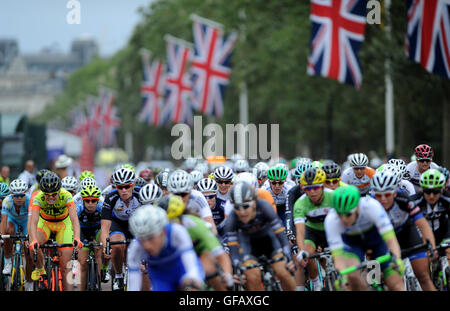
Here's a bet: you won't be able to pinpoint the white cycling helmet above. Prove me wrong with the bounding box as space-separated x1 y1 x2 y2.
61 176 79 193
350 153 369 168
197 178 218 194
253 162 269 179
388 159 407 178
112 167 136 185
80 177 97 188
10 179 28 194
213 165 234 180
182 157 197 171
167 170 193 194
234 172 258 189
129 205 168 239
234 159 250 173
190 170 203 186
370 170 399 192
139 184 163 204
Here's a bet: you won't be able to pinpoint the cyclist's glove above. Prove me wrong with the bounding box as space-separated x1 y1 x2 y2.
73 238 83 249
29 240 39 252
296 250 309 263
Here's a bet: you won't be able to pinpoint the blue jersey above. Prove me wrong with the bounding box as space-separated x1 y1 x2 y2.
2 194 30 234
76 199 103 230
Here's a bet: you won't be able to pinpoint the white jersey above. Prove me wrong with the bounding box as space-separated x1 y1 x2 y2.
217 191 230 201
405 161 439 186
399 179 416 197
187 189 213 219
324 196 394 252
73 192 105 207
341 167 375 195
261 179 295 206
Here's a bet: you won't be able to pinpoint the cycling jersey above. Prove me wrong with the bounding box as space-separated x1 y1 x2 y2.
406 161 439 186
217 191 230 202
293 188 334 231
2 194 30 234
127 222 205 291
262 179 294 226
341 167 375 195
186 189 213 219
285 185 303 236
399 179 416 197
31 189 75 221
76 198 103 241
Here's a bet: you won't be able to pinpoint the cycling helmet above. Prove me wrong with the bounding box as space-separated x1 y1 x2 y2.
419 169 445 189
370 171 399 192
40 172 61 193
234 159 250 173
79 170 95 182
300 168 326 186
197 178 218 194
121 163 136 173
234 172 258 189
332 185 361 214
129 205 168 239
437 167 449 182
349 153 369 168
135 177 147 187
155 169 171 189
190 170 203 186
253 162 269 179
61 176 79 193
112 167 136 185
157 194 186 219
293 162 313 179
167 170 193 193
139 184 163 204
139 168 153 181
0 182 10 197
80 177 97 188
214 166 234 180
9 179 28 194
387 159 407 178
182 157 197 171
229 181 256 206
415 144 433 160
36 169 50 183
311 161 323 169
321 161 341 179
80 185 101 198
267 166 288 181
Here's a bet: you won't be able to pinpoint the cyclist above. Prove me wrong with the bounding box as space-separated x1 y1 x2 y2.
1 179 34 290
406 144 440 193
76 185 104 291
139 184 163 205
412 169 450 264
167 170 217 234
158 194 233 291
27 169 50 195
322 160 346 190
341 153 375 196
74 177 103 207
61 176 79 196
28 172 82 291
387 159 416 196
155 168 171 196
377 164 416 197
100 167 142 291
190 170 203 190
223 181 296 291
213 165 234 201
234 159 250 174
324 185 405 291
139 168 153 184
0 182 10 206
438 166 450 191
127 205 205 291
79 170 95 183
135 177 147 188
371 170 437 290
253 162 269 188
293 167 332 291
196 178 226 237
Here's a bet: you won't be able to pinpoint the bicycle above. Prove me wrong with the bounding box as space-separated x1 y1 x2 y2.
105 237 131 291
0 228 28 291
239 255 284 291
431 242 449 291
83 240 103 291
308 248 340 291
400 241 431 291
0 239 7 290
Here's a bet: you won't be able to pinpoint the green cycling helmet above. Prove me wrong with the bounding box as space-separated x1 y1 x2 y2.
80 185 101 198
419 169 445 189
311 161 323 169
79 170 96 182
332 185 361 214
0 182 10 197
267 166 288 181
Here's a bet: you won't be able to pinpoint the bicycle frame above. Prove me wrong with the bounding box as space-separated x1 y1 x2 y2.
0 231 28 291
39 241 74 291
84 240 102 291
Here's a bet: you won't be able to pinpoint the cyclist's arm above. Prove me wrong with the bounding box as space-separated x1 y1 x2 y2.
0 214 7 235
222 212 240 268
127 239 145 291
29 208 40 244
261 201 291 260
414 217 436 250
67 202 80 242
293 198 306 251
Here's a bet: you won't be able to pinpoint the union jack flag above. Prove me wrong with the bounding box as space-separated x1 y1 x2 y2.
98 89 121 147
139 50 166 126
160 35 194 125
406 0 450 78
191 15 238 118
307 0 367 89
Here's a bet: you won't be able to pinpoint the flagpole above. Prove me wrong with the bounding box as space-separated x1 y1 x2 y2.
385 0 394 157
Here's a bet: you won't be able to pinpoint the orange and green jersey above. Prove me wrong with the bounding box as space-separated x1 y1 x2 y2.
31 189 75 221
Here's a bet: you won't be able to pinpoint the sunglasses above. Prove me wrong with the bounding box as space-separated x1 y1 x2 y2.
325 179 340 185
44 192 58 197
423 188 441 195
353 167 366 171
418 159 431 163
270 181 285 186
374 191 394 199
204 194 216 200
304 185 321 192
175 192 190 197
338 209 357 218
13 194 26 198
234 202 253 210
116 184 133 190
216 180 231 185
83 198 99 204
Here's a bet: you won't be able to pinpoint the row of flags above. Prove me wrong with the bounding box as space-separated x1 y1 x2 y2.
69 88 121 148
139 14 238 126
308 0 450 89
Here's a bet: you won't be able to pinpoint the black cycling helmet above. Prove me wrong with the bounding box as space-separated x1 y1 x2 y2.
40 172 61 193
229 181 256 207
321 161 341 179
36 169 50 183
156 169 171 189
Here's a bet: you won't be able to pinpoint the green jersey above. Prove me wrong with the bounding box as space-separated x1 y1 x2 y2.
293 188 334 231
181 214 222 256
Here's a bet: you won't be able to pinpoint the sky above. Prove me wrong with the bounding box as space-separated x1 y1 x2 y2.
0 0 152 57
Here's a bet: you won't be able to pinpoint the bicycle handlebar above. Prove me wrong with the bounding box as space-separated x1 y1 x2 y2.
105 237 131 255
0 234 28 240
339 252 393 276
401 240 431 258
